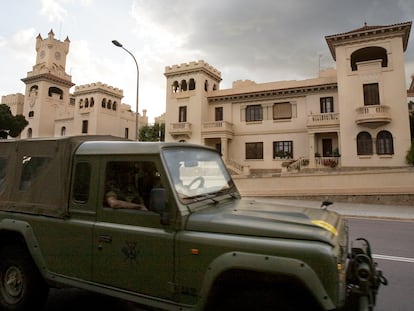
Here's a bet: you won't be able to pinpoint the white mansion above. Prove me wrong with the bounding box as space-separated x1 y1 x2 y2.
1 30 148 140
164 21 413 173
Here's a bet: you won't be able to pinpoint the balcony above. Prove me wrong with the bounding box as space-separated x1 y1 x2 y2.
202 121 234 139
355 105 391 128
169 122 192 138
307 113 339 129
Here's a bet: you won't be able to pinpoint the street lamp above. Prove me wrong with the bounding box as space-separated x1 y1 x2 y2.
112 40 140 140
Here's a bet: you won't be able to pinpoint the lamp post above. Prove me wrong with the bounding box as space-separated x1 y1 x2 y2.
112 40 140 140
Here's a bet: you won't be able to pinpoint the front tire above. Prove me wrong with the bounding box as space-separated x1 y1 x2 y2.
0 244 49 311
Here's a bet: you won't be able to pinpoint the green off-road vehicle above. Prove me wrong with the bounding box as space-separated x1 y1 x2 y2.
0 136 386 310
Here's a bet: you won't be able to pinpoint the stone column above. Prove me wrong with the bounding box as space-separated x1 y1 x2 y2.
308 133 316 168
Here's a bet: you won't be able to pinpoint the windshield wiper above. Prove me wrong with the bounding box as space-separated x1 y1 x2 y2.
184 193 219 204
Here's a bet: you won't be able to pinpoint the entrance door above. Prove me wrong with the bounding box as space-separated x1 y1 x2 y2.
322 139 332 157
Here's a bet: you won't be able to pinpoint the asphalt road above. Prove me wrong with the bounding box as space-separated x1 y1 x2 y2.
43 217 414 311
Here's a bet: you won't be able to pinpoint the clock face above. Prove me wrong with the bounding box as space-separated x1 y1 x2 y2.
55 51 61 60
40 50 45 59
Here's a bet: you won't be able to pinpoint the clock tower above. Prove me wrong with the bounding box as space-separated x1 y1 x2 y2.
21 30 74 138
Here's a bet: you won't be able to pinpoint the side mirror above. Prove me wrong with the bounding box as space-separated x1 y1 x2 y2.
149 188 169 225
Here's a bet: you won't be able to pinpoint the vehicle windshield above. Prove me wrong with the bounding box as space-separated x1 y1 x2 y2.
162 147 236 204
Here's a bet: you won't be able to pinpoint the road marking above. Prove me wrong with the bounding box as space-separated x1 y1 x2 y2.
373 254 414 263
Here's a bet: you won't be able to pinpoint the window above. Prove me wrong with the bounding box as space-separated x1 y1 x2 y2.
376 131 394 155
273 102 292 120
48 86 63 99
61 126 66 136
28 111 34 118
104 161 162 209
320 97 334 113
124 128 129 139
79 99 84 108
172 81 179 93
102 98 106 108
112 102 117 111
357 132 373 155
0 157 8 191
85 98 89 108
273 141 293 159
90 97 94 107
246 105 263 122
73 162 91 203
189 78 196 90
19 156 51 191
246 142 263 159
179 106 187 122
204 80 209 91
363 83 380 106
351 46 388 71
82 120 88 134
27 128 32 138
181 80 187 91
215 107 223 121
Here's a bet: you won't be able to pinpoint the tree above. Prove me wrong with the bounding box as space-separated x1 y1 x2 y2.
0 104 28 139
138 123 165 141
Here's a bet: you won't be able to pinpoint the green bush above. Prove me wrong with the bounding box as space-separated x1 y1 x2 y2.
406 141 414 165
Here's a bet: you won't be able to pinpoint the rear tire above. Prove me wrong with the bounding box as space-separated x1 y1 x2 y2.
0 244 49 311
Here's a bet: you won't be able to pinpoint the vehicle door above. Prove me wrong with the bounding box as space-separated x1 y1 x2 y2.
92 157 175 300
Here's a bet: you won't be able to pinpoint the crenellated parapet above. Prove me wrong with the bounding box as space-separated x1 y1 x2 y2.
165 60 221 81
74 82 123 98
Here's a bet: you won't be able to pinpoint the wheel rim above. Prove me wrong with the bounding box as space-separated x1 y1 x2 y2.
2 265 25 303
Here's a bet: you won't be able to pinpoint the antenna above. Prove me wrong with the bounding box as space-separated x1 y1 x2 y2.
58 22 62 40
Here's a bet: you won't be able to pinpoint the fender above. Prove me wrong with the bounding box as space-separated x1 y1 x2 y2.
0 218 49 279
197 251 336 310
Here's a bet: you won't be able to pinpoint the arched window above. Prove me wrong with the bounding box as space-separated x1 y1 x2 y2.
180 80 187 91
351 46 388 71
30 85 38 95
376 131 394 155
107 100 112 110
79 99 84 108
172 81 179 93
357 132 373 155
28 111 34 118
112 102 117 111
90 97 94 107
48 86 63 99
61 126 66 136
102 98 106 108
27 128 32 138
189 78 196 90
204 80 209 91
213 84 217 91
85 98 89 108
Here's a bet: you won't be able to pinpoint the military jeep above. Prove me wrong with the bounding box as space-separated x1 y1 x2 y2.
0 136 386 310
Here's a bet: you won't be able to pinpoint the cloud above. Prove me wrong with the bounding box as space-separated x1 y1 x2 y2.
9 28 37 64
40 0 68 22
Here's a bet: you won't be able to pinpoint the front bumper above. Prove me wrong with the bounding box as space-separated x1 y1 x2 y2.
343 238 388 310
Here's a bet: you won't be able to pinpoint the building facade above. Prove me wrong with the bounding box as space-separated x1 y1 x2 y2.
1 30 147 139
164 22 412 173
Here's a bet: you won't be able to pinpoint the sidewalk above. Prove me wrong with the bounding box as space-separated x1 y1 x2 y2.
255 198 414 220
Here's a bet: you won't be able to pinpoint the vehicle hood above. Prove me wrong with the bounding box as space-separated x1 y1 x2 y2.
185 198 342 246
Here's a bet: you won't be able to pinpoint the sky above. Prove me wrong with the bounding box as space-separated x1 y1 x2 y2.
1 0 413 122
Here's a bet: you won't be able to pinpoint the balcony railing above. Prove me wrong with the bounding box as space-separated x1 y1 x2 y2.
355 105 391 128
169 122 192 138
202 121 234 137
307 113 339 128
